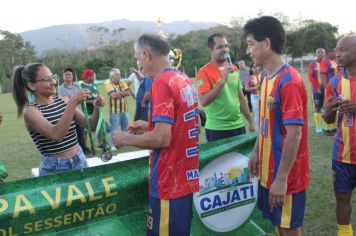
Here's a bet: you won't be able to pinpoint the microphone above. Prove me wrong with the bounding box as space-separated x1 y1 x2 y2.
224 54 233 65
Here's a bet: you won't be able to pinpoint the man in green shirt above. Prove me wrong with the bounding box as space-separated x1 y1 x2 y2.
80 69 101 150
80 69 99 116
196 33 255 142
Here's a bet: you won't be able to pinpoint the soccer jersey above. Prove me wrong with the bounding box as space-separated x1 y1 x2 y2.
196 62 244 130
80 82 99 115
308 60 322 93
320 58 338 84
246 74 261 95
148 68 199 199
105 81 129 113
329 70 356 164
259 64 309 194
325 73 340 99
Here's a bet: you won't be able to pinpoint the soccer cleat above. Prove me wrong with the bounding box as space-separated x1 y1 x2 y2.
316 127 323 133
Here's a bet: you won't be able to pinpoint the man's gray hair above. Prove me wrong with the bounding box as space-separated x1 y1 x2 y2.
316 48 325 54
109 68 120 78
135 33 170 56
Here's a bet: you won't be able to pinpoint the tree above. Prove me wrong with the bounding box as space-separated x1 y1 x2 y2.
286 21 338 61
170 29 211 76
228 17 248 62
170 24 249 77
0 30 36 92
302 22 338 52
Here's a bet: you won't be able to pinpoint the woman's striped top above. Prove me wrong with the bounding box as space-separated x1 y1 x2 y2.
29 97 78 155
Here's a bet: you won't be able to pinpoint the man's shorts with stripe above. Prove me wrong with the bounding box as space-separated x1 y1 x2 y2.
258 184 306 229
332 160 356 193
147 194 193 236
312 91 324 111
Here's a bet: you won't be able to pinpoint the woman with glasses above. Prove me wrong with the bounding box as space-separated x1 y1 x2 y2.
12 63 105 176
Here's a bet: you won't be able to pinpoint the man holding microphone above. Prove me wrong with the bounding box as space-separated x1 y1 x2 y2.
196 33 255 142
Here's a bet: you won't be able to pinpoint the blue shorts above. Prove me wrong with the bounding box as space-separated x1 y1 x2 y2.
332 160 356 193
312 91 324 111
258 184 305 229
147 194 193 236
39 147 88 176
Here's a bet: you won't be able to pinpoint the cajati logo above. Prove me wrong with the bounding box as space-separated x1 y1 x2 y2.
193 152 258 233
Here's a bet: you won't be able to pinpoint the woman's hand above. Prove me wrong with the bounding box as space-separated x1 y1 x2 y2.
94 95 105 107
71 89 91 104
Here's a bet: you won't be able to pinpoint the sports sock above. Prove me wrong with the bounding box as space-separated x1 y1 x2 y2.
338 224 353 236
314 113 322 129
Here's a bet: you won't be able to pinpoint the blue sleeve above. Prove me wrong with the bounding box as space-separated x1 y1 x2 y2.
152 115 174 124
144 78 153 92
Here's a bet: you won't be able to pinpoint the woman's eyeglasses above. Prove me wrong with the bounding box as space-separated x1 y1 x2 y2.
36 74 59 83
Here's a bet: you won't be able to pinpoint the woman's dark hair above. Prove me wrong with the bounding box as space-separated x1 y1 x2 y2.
243 16 286 54
12 63 44 117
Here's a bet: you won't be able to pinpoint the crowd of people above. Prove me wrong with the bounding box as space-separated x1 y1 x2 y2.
4 15 356 236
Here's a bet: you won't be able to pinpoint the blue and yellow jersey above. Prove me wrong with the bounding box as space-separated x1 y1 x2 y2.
325 72 341 99
308 60 322 93
332 70 356 164
105 81 129 113
320 58 338 84
259 64 309 194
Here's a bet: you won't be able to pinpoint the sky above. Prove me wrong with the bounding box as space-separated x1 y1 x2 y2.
0 0 354 34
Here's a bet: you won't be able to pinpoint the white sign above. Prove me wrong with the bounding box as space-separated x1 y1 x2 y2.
193 152 258 232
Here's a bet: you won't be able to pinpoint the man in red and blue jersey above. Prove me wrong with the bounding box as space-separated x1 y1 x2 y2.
244 16 309 236
321 48 339 135
308 48 325 133
113 33 199 236
323 35 356 236
325 72 341 100
321 48 338 86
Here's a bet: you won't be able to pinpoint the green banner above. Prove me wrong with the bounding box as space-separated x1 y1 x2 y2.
0 132 273 235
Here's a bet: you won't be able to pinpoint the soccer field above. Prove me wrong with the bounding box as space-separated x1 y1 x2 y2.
0 73 355 235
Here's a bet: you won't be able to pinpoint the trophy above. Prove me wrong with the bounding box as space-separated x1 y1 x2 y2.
157 18 183 69
169 48 183 69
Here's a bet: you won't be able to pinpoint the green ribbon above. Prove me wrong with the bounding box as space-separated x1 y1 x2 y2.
95 107 112 162
94 108 104 144
81 102 95 155
82 101 110 159
94 107 109 150
100 110 109 151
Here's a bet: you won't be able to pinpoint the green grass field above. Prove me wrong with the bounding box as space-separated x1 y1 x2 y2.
0 74 355 235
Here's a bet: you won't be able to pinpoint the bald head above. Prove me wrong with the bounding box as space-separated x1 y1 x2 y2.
338 35 356 48
335 35 356 69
